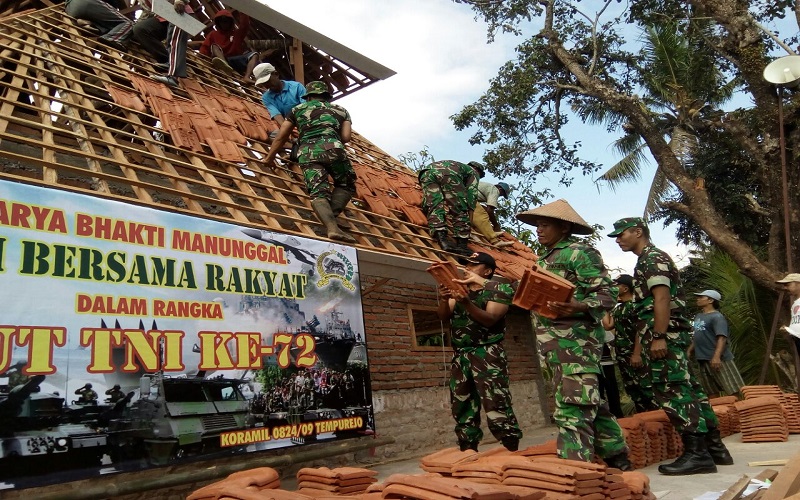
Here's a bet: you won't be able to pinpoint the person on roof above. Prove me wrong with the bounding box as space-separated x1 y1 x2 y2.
264 81 357 244
417 160 479 256
199 9 258 81
139 0 192 88
439 252 523 453
253 63 306 134
65 0 134 52
467 162 514 249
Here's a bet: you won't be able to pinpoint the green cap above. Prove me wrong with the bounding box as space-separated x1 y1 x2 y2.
467 161 485 177
607 217 647 237
304 81 331 99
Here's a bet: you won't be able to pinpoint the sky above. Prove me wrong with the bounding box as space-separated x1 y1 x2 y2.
263 0 701 275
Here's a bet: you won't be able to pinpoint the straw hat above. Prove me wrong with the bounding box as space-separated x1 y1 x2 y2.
516 199 594 235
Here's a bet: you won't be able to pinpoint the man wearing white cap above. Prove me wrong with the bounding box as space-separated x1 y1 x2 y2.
254 63 306 129
688 290 744 398
777 273 800 353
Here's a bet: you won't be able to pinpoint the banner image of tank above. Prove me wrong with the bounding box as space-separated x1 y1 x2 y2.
0 181 373 491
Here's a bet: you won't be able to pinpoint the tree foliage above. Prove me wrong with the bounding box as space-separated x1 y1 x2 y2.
452 0 800 291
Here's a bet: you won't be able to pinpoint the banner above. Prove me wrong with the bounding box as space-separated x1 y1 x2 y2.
0 181 373 490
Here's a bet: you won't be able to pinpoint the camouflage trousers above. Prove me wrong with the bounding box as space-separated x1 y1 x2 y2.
300 156 356 201
642 333 716 434
616 344 657 412
544 351 628 461
419 166 472 238
450 343 522 446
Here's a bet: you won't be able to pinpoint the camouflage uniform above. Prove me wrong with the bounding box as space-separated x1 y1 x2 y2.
611 300 657 412
449 281 522 448
418 160 478 238
537 237 628 461
286 99 356 201
632 244 719 433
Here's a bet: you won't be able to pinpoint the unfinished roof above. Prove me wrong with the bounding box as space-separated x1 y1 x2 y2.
0 3 536 280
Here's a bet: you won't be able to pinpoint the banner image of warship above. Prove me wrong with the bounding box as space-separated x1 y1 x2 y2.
281 307 359 370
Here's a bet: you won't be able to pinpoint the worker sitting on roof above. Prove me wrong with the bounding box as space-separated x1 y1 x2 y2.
468 161 514 249
253 63 306 137
139 0 192 88
200 10 259 82
64 0 134 52
264 81 357 244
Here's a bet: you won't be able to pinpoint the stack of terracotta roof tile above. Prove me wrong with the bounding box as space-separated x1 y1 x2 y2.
452 450 523 484
296 467 378 496
517 440 558 458
740 385 782 400
426 261 469 297
382 473 545 500
420 447 479 475
616 417 647 469
740 385 800 433
636 410 682 459
620 471 655 500
642 421 667 465
734 396 789 442
187 467 283 500
511 266 575 318
603 469 633 500
502 456 608 499
709 396 739 437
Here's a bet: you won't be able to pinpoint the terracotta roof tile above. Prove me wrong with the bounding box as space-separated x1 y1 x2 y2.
107 85 147 113
207 139 245 163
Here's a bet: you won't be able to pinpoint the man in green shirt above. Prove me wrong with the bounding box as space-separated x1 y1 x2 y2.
438 252 522 452
516 199 629 468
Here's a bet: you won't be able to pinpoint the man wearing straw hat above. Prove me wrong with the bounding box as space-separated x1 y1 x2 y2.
609 217 731 474
516 199 630 469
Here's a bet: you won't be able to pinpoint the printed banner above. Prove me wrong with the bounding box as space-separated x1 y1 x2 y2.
0 181 373 490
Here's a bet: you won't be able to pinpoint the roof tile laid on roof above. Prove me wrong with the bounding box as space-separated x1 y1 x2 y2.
107 85 147 113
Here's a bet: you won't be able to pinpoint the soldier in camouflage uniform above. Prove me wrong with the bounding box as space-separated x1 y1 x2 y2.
610 217 732 475
602 274 657 412
265 81 356 243
438 252 522 451
516 199 630 468
418 160 479 256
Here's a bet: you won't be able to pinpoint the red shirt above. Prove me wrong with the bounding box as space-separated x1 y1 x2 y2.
199 14 250 57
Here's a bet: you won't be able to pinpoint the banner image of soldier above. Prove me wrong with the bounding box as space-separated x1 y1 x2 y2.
437 252 522 452
516 199 630 469
609 217 732 475
417 160 479 256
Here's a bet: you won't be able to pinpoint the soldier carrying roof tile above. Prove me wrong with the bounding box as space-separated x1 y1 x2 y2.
417 160 479 256
264 81 357 244
515 199 631 469
439 251 523 452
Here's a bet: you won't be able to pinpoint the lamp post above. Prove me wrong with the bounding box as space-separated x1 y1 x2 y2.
760 55 800 386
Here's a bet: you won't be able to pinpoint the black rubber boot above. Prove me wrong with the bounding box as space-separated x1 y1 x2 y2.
658 432 717 475
604 451 632 471
705 427 734 465
459 441 478 452
311 199 356 243
330 187 353 217
453 237 472 256
435 231 456 252
501 437 519 452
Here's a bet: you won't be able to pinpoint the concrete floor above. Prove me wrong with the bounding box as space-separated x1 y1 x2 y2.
326 425 800 500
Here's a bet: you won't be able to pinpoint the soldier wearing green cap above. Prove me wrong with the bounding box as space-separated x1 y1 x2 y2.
610 217 731 475
265 81 357 244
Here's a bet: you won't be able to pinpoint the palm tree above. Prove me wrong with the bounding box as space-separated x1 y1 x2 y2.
590 20 737 216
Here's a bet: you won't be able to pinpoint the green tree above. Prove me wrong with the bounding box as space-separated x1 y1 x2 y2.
451 0 800 290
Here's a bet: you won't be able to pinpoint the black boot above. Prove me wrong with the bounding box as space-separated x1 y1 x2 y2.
658 432 717 475
705 427 733 465
604 451 632 471
459 441 478 452
453 237 472 256
434 231 456 252
501 437 519 452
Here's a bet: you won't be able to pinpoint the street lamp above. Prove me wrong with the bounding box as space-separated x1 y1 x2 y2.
760 55 800 386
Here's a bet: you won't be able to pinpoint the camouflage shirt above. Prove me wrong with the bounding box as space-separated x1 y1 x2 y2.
418 160 479 209
287 100 351 164
451 281 514 349
632 243 692 339
536 237 616 357
610 300 638 357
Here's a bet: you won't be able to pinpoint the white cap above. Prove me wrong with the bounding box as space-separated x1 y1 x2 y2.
253 63 276 86
694 289 722 301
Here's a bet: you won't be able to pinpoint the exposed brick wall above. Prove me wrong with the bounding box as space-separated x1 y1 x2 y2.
361 274 540 392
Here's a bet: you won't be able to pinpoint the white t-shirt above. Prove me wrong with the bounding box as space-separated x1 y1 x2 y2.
787 297 800 339
476 181 501 208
